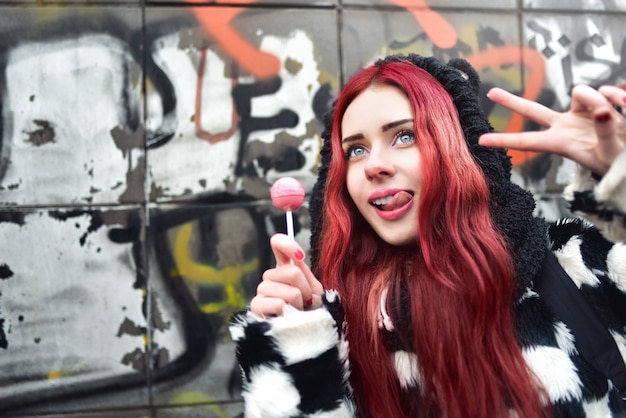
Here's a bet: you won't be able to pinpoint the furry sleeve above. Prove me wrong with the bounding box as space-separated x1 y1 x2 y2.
563 148 626 243
229 290 355 418
547 149 626 414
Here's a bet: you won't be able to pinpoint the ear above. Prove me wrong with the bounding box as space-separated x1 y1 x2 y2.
447 58 480 95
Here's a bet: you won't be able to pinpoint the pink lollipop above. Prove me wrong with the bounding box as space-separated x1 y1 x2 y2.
270 177 305 239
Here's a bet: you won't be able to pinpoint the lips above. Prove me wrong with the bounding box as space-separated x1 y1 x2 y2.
368 190 414 220
372 191 413 211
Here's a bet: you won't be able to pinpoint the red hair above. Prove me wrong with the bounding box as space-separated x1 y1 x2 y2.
317 61 547 417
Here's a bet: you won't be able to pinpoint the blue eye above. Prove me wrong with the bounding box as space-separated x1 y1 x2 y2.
346 145 367 159
395 130 415 145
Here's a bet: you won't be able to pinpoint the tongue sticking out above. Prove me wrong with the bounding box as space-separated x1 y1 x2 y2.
381 191 413 211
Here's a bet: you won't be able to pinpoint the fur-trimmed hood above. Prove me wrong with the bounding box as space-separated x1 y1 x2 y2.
309 54 548 296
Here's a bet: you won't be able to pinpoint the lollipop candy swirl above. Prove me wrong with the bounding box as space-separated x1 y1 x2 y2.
270 177 305 239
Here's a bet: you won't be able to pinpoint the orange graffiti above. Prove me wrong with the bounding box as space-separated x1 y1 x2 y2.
387 0 457 49
189 1 280 78
468 46 546 166
188 0 544 166
195 49 239 143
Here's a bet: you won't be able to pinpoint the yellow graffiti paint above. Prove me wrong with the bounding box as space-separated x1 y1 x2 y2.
47 369 70 380
173 223 258 313
171 391 213 404
170 391 231 417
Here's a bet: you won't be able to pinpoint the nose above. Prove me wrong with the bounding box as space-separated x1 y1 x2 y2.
364 146 395 179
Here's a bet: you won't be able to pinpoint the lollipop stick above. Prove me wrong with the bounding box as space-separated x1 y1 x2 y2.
270 177 304 263
286 210 294 239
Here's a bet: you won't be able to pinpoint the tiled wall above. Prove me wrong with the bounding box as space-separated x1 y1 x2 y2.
0 1 624 417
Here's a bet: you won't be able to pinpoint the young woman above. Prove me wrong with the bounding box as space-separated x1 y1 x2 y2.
229 54 626 417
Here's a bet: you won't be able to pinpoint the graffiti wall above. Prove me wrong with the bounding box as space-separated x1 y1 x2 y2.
0 0 624 417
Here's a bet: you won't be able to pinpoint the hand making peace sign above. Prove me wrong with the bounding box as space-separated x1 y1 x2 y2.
479 84 626 177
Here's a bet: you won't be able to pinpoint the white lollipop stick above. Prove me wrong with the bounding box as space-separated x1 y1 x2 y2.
286 210 295 239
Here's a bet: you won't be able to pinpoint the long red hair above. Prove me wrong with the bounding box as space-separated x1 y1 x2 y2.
316 60 547 417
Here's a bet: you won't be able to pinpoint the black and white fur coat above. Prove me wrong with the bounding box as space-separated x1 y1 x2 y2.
229 55 626 418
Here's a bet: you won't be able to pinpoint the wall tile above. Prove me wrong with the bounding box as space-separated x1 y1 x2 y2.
0 7 145 206
147 200 310 409
524 0 626 10
343 0 516 7
0 207 148 414
145 6 340 202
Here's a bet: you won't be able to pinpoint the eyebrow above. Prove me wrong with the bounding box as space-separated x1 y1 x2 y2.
341 118 414 144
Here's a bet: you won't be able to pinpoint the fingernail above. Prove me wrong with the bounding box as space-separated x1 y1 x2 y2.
294 249 305 261
595 112 611 123
306 297 313 306
622 96 626 105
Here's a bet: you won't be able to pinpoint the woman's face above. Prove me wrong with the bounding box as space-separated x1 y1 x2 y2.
341 84 422 247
